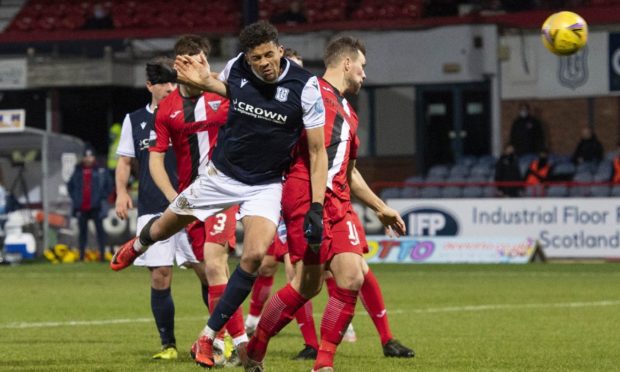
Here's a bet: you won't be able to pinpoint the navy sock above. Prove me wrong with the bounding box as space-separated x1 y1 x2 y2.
151 287 176 347
201 284 210 311
207 265 256 332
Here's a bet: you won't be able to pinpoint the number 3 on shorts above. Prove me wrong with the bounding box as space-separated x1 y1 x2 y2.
210 213 227 235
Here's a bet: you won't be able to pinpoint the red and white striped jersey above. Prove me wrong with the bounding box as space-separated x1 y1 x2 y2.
150 89 229 191
287 78 359 201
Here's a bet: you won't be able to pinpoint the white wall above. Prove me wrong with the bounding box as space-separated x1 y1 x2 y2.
501 31 610 99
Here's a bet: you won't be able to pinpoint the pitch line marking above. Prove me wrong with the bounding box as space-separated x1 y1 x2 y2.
2 300 620 329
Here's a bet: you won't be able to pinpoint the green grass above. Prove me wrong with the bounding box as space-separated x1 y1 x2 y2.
1 262 619 371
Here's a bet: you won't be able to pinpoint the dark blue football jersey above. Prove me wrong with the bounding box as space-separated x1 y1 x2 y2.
212 54 325 185
117 104 177 216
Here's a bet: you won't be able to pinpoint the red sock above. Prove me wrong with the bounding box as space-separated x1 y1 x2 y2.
249 275 274 317
295 300 318 349
247 284 307 361
325 276 337 297
360 269 393 345
314 286 358 370
209 284 246 338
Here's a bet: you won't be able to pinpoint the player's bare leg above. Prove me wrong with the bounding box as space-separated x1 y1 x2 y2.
194 215 275 368
111 209 197 270
313 252 364 371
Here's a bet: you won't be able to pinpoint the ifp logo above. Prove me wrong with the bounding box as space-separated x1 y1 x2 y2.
402 207 459 236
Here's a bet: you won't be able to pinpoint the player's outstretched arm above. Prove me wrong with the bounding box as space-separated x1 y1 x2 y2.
348 162 406 236
174 52 228 97
149 151 178 202
115 155 133 220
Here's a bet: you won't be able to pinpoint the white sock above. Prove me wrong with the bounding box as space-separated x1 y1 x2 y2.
233 334 249 347
132 238 145 252
202 325 216 340
245 314 260 329
213 338 225 351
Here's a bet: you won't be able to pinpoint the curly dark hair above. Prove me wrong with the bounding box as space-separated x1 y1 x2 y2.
239 21 279 53
324 36 366 68
174 34 211 57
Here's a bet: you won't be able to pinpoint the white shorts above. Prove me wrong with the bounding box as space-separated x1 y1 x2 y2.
133 214 199 267
168 163 282 227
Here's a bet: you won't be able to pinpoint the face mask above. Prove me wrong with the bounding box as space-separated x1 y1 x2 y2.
519 109 528 118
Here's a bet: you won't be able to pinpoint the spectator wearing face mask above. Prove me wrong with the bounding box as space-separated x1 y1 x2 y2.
510 103 545 156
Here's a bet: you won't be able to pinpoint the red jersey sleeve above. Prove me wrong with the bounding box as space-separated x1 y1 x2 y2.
150 105 171 153
350 134 360 160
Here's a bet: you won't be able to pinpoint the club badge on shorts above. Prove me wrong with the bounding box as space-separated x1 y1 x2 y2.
176 196 190 209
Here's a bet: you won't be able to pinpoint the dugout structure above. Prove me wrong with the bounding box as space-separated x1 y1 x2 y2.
0 127 84 256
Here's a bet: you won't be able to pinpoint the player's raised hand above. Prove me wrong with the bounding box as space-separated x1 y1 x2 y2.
376 206 406 237
174 52 211 86
115 191 133 220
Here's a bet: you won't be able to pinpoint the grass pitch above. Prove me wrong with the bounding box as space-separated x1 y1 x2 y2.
1 262 619 371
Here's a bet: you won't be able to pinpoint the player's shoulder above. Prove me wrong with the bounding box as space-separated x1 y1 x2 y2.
157 89 180 113
201 91 228 103
127 104 153 125
283 59 315 83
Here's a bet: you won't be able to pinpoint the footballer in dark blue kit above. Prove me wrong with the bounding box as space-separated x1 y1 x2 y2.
110 21 328 370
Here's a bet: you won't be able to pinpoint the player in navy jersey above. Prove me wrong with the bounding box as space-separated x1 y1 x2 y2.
148 35 247 366
110 21 328 369
115 57 210 360
244 37 414 371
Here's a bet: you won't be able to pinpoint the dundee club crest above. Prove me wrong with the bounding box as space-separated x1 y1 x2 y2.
275 87 290 102
558 45 588 90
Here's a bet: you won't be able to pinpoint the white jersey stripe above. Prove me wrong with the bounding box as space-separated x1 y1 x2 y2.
326 119 351 190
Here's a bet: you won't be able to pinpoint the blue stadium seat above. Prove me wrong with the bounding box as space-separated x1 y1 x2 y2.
400 187 421 198
441 186 462 198
420 187 442 198
470 164 491 178
427 164 449 178
611 185 620 197
462 186 483 198
380 187 401 200
550 154 571 165
590 184 610 197
596 160 612 180
605 150 619 161
476 155 496 167
575 162 597 175
546 185 568 197
456 155 477 168
552 162 576 177
449 164 469 178
570 173 592 197
482 186 497 198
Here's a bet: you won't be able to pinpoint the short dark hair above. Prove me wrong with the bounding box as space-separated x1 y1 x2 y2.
239 21 279 53
324 36 366 68
174 34 211 57
146 56 174 83
284 48 301 60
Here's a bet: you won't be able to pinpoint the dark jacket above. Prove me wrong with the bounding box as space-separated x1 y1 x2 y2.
495 154 523 197
67 164 112 212
510 115 545 156
572 137 603 164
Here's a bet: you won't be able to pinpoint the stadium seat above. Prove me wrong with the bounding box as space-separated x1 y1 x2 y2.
427 164 449 178
590 184 610 197
380 187 401 200
441 186 461 198
549 153 571 165
596 160 612 180
420 187 441 198
546 185 568 197
575 162 597 175
482 186 497 198
462 186 482 198
456 155 477 168
476 155 496 167
611 185 620 196
400 186 421 198
470 164 491 178
552 162 576 178
449 164 469 178
570 173 592 197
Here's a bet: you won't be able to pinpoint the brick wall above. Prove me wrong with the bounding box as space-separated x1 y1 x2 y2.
501 97 620 156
